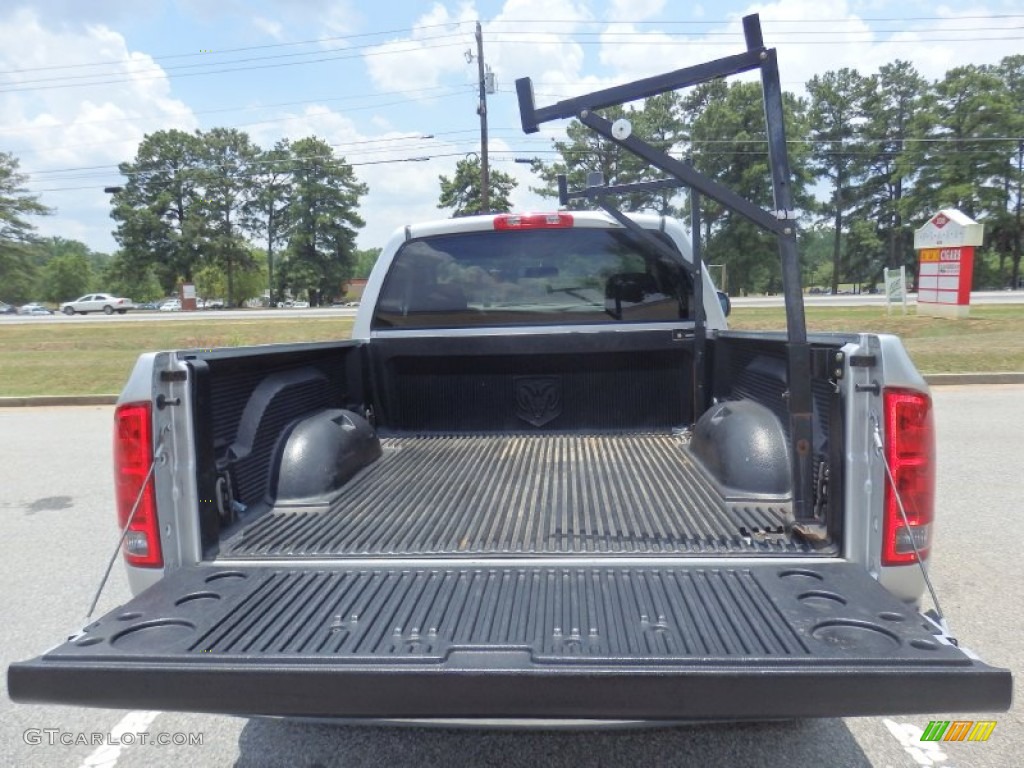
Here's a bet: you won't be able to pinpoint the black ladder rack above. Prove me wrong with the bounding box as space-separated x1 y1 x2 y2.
515 13 816 527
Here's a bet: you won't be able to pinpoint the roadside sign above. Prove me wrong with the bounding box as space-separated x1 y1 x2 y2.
180 283 198 311
914 209 983 318
884 266 907 315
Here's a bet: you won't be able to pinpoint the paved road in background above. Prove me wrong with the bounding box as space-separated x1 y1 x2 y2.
1 388 1020 767
1 290 1023 324
731 289 1024 308
0 307 358 324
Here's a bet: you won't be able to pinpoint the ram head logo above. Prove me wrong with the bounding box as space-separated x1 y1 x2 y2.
514 376 562 427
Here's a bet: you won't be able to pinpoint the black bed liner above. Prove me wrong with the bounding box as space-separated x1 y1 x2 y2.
219 433 825 559
9 561 1011 718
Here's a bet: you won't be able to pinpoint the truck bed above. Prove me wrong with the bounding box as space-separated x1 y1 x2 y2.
218 433 829 559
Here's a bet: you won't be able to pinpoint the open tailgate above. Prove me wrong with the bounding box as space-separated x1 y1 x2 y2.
8 562 1011 719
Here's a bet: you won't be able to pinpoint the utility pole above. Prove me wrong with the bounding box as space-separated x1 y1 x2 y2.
475 21 490 211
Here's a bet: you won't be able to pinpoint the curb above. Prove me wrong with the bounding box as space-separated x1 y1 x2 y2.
923 372 1024 386
0 394 118 407
2 373 1024 407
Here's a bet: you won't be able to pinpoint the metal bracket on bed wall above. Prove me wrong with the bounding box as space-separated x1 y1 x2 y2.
515 12 816 525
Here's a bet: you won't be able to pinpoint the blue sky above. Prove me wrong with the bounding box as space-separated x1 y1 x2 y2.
1 0 1022 253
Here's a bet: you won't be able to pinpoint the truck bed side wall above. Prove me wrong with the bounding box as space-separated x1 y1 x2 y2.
187 342 365 549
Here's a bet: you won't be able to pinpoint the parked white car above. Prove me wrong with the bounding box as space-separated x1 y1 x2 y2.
60 293 133 315
18 303 53 315
158 299 181 312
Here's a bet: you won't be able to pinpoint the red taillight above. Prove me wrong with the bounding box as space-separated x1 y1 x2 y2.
882 389 935 566
113 402 162 567
493 212 573 230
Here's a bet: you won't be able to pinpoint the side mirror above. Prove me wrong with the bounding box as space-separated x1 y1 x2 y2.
717 290 731 317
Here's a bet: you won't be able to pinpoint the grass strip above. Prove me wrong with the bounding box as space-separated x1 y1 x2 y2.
0 317 354 396
1 304 1022 397
727 305 1024 374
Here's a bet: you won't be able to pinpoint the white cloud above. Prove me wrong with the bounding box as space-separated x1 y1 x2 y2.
248 103 362 147
486 137 555 212
598 22 679 82
361 157 452 237
244 102 464 245
362 0 599 102
485 0 596 102
252 16 285 40
363 3 478 95
860 5 1022 80
587 0 1024 96
0 14 197 164
759 0 1023 86
0 9 198 250
266 0 361 37
353 0 608 237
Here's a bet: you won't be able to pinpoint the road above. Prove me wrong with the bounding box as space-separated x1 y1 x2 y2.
1 389 1020 767
1 290 1023 324
0 307 358 324
731 289 1024 308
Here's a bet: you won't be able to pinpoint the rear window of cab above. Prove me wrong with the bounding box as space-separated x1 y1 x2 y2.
371 227 694 330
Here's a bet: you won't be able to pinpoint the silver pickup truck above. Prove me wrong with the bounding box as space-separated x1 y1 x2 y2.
7 209 1012 721
8 13 1011 722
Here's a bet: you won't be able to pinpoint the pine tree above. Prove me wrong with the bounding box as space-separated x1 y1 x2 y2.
110 129 207 293
807 68 869 292
282 137 367 305
854 61 928 273
245 140 295 305
197 128 260 307
0 151 52 302
438 156 517 216
690 82 814 294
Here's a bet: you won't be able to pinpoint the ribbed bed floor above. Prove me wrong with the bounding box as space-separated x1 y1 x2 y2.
219 433 819 558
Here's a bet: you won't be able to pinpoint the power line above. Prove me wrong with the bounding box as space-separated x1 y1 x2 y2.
24 133 1024 190
494 25 1024 38
0 21 475 76
0 85 462 135
19 131 491 180
4 13 1022 78
0 39 470 94
7 23 1019 85
6 90 473 158
9 115 1024 174
4 21 1023 94
25 151 481 193
487 15 1024 24
21 132 470 177
0 32 471 89
486 33 1024 46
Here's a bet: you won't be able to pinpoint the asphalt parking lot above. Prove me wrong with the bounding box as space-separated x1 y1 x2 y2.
1 387 1020 767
